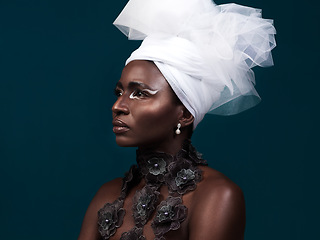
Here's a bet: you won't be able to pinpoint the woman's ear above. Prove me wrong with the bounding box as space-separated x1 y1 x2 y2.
179 106 194 128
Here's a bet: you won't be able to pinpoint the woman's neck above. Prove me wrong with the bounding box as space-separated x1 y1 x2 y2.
138 137 189 156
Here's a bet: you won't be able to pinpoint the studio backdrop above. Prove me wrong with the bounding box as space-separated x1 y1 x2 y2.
0 0 317 239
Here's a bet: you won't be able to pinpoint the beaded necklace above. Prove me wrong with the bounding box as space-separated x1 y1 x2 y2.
98 140 207 240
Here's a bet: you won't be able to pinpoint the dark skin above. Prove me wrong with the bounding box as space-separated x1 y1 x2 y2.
78 60 246 240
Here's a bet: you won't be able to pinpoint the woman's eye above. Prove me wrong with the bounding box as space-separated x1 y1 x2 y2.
129 89 148 99
114 89 123 97
134 90 146 97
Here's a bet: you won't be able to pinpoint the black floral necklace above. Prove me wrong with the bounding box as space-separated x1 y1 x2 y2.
98 140 207 240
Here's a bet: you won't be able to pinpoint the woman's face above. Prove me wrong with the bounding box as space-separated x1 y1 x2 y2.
112 60 182 150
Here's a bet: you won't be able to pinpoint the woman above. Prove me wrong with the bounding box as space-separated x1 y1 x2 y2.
78 0 276 239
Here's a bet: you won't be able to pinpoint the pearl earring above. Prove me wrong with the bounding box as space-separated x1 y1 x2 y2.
175 123 181 135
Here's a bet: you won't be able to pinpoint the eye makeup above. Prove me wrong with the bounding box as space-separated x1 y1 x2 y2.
129 89 159 100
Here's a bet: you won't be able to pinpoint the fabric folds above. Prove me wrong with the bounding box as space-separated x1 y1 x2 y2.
114 0 276 128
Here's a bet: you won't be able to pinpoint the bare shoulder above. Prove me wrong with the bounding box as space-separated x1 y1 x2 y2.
78 178 123 240
193 165 245 213
188 166 245 240
196 165 244 200
94 177 123 206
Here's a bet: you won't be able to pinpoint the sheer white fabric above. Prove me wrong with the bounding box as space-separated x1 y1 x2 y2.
114 0 276 128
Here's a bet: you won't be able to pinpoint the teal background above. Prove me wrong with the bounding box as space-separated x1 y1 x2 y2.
0 0 318 239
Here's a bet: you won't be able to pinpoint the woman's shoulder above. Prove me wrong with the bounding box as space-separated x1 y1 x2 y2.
78 178 124 240
95 177 123 205
195 165 244 204
198 166 242 190
187 165 246 238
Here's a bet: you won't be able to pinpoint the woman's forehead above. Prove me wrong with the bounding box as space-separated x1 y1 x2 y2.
119 60 168 89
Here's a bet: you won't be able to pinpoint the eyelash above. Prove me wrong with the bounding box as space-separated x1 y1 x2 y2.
114 88 123 97
129 89 149 99
114 88 152 99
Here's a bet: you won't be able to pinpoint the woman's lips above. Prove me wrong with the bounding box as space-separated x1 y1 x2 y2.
112 119 130 134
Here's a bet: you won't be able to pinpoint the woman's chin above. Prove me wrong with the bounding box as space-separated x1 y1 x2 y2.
115 137 137 148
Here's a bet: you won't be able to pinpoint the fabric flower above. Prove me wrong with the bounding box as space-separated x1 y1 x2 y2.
147 157 166 175
120 165 141 199
98 199 126 239
133 185 159 226
156 205 175 222
151 196 187 238
166 159 202 194
175 169 195 187
137 151 173 184
120 227 146 240
96 141 205 240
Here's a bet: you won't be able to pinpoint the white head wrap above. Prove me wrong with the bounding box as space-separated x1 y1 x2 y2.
114 0 276 129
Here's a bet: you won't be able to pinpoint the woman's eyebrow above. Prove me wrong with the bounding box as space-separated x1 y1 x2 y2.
115 82 123 89
128 81 154 90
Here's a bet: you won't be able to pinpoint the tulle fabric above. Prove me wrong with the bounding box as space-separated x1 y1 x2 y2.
114 0 276 128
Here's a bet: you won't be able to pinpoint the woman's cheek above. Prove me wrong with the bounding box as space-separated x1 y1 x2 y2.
139 102 173 123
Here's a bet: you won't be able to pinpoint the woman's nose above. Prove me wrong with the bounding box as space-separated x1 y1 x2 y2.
112 95 130 115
